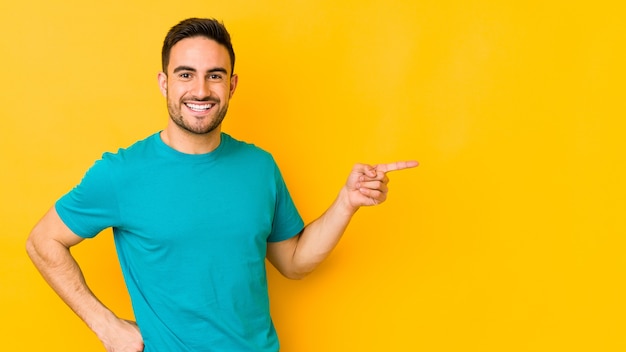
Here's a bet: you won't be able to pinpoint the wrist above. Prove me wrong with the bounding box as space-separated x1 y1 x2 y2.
86 307 119 339
337 187 359 216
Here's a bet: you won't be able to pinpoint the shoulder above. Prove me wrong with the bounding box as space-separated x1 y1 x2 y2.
79 133 160 182
100 133 160 165
221 133 275 165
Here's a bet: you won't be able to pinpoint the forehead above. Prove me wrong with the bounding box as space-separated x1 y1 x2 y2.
168 36 232 74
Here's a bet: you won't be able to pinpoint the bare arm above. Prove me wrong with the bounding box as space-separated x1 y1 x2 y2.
267 161 418 279
26 207 144 352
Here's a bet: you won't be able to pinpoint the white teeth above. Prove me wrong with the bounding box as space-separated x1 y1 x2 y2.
186 103 213 111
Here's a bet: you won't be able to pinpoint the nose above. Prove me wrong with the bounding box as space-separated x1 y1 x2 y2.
193 78 211 99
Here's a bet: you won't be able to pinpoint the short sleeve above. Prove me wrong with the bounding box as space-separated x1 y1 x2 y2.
267 162 304 243
55 155 120 238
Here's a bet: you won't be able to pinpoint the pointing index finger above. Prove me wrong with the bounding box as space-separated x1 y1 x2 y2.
375 160 419 173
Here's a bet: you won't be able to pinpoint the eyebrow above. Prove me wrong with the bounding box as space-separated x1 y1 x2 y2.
172 66 229 75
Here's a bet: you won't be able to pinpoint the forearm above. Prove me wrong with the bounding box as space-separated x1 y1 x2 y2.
26 235 117 337
268 161 416 279
291 187 358 277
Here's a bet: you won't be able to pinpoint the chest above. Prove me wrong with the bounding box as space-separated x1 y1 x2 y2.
114 162 277 257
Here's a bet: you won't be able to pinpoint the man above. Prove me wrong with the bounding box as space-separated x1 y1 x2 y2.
26 18 418 352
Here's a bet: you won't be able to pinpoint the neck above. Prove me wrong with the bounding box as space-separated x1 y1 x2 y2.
160 124 222 155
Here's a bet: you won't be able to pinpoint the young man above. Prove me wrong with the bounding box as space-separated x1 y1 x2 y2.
26 18 418 352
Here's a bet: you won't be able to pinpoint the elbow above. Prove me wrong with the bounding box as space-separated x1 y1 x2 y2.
280 265 315 280
25 227 52 263
283 271 308 280
25 231 44 264
25 233 37 260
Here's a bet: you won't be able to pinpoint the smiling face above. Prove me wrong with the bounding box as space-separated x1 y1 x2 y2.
158 36 238 137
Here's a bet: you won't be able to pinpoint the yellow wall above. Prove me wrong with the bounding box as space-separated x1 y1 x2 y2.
2 0 625 351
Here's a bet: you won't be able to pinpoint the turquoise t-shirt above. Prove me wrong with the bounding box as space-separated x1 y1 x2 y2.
56 132 304 351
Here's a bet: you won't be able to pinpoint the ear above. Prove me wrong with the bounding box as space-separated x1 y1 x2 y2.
157 72 167 97
229 74 239 99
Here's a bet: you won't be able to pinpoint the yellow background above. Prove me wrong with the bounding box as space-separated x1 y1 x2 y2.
2 0 625 351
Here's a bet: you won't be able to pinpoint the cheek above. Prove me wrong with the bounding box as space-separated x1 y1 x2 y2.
166 83 186 100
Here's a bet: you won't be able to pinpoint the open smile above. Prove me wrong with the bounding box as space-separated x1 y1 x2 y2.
184 103 214 112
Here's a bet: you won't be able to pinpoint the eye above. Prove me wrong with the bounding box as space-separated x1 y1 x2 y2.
179 72 192 80
208 74 223 81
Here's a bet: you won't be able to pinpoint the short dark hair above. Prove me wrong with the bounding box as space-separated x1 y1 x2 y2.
161 18 235 74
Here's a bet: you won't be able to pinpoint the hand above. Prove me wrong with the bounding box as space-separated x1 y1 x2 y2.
344 160 419 211
98 318 144 352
